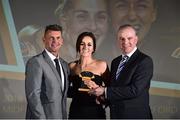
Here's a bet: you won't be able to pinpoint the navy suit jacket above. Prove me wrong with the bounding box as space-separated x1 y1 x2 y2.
107 49 153 119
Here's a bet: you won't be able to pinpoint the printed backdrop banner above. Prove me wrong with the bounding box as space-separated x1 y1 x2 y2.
0 0 179 118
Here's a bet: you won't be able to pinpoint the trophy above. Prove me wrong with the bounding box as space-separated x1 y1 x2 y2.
78 71 95 92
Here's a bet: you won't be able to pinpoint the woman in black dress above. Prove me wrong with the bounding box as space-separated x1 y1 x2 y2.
68 32 110 119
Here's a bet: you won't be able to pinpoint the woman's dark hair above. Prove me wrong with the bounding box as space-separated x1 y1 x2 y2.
76 32 96 54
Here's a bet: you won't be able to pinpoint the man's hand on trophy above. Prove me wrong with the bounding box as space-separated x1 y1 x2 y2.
85 82 105 97
91 86 105 97
84 80 99 89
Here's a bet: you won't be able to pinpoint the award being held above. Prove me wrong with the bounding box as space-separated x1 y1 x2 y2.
78 71 95 92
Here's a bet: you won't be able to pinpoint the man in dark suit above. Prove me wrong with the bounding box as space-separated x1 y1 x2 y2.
25 24 70 119
89 24 153 119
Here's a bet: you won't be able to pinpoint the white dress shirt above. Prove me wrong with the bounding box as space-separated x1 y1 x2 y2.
45 49 65 91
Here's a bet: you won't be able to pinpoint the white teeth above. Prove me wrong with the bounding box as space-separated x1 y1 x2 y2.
82 50 88 52
83 51 88 53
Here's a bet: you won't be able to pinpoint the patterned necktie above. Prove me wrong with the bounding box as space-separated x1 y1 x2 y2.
116 55 129 80
54 58 61 79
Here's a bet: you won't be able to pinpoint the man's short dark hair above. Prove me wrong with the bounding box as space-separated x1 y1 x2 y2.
44 24 62 35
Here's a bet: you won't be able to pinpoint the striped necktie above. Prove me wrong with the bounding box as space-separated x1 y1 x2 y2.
116 55 129 80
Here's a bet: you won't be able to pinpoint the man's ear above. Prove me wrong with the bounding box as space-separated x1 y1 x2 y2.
135 36 138 44
42 37 45 43
61 38 64 45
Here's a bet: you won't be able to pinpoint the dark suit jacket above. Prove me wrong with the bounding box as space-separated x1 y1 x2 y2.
25 50 70 119
107 49 153 119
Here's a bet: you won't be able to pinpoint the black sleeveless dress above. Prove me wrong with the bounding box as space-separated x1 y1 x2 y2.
68 74 107 119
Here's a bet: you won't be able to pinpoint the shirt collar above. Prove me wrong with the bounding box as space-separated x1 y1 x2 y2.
122 47 137 58
45 49 59 61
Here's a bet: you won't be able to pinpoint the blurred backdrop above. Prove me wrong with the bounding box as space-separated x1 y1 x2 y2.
0 0 180 118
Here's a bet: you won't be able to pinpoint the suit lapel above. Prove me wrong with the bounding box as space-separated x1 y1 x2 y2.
59 58 68 92
116 49 140 80
124 49 140 69
112 56 123 82
42 51 63 91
